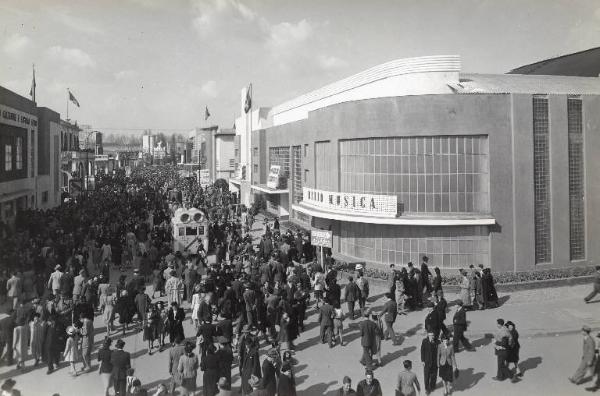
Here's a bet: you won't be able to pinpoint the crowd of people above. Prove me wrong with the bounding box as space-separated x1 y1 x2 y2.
0 165 598 396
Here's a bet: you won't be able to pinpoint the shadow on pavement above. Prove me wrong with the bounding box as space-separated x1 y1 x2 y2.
470 334 493 348
301 380 336 395
380 345 417 367
498 295 511 306
519 356 542 374
404 323 423 338
453 367 486 391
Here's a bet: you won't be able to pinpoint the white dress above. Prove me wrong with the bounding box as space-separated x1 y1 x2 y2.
191 293 201 321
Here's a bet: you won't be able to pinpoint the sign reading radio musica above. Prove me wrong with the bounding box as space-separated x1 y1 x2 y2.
302 187 398 217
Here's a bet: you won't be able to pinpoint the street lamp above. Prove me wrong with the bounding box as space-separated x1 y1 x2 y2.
82 130 94 195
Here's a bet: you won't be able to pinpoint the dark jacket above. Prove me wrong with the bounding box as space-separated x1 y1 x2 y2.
318 303 334 327
259 359 278 396
344 282 361 302
359 319 379 348
110 349 131 380
356 378 382 396
380 299 397 323
452 307 467 329
97 347 113 373
420 338 438 367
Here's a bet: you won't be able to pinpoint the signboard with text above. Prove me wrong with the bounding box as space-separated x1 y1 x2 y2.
311 229 333 248
198 169 211 187
302 187 398 217
266 165 282 189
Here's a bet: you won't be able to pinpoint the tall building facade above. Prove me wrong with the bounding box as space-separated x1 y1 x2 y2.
247 55 600 272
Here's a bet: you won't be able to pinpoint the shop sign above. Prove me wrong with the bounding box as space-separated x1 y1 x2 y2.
302 187 398 216
266 165 282 189
311 229 332 248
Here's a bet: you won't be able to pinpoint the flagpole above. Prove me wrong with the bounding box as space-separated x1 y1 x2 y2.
66 88 69 120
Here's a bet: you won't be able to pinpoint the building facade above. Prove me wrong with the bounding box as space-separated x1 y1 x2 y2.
214 128 236 180
0 86 38 226
249 55 600 272
36 107 61 209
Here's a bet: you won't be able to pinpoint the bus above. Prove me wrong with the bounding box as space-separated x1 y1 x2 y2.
171 207 209 255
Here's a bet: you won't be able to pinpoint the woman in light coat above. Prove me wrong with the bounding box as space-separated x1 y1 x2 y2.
437 334 458 396
459 270 472 308
29 313 46 365
12 317 29 369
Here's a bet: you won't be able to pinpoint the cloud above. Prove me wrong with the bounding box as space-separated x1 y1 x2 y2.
191 0 266 40
45 46 96 68
265 19 313 51
201 80 218 97
48 9 103 35
3 33 31 57
317 55 348 71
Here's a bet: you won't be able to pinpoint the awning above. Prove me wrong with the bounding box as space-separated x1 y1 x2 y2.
229 178 242 185
0 188 34 203
292 202 496 226
251 184 289 194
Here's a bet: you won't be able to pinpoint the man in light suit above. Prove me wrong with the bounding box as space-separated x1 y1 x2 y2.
6 271 22 310
570 325 597 385
111 339 131 396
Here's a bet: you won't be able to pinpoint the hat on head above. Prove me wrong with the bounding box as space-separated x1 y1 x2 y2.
133 268 139 273
363 308 372 318
66 326 76 335
249 375 260 387
55 264 62 270
241 324 251 333
218 377 228 388
355 264 363 270
116 339 126 348
497 319 505 326
583 325 592 333
343 376 352 384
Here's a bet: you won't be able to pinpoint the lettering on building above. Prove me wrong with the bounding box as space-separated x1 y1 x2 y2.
303 187 398 216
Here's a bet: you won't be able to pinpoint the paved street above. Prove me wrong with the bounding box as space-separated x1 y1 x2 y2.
0 219 598 396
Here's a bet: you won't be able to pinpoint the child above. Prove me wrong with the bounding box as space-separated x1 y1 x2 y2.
63 326 81 376
126 368 139 395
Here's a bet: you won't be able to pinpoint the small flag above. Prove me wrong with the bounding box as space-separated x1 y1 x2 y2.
29 65 36 102
204 106 210 121
244 84 252 114
69 90 80 107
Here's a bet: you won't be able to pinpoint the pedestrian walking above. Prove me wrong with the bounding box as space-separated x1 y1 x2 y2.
98 337 114 396
452 301 473 352
337 376 357 395
277 362 297 396
63 326 81 376
569 325 596 385
437 335 457 395
259 348 279 396
167 302 185 345
379 293 397 344
493 319 512 381
356 369 382 396
458 270 472 308
505 321 523 380
80 312 94 372
29 313 45 366
343 276 360 320
144 305 159 355
359 309 380 369
43 316 60 374
168 336 186 395
111 339 131 396
179 341 200 396
332 302 345 346
584 266 600 303
318 299 334 348
421 331 438 395
396 360 421 396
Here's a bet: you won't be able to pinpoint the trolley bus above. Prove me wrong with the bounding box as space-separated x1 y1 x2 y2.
171 207 209 255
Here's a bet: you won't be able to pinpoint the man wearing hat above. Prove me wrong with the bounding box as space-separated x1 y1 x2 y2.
378 292 398 344
47 265 63 299
337 375 357 395
258 348 279 396
111 339 131 396
248 375 268 396
584 266 600 303
493 319 512 381
570 325 597 385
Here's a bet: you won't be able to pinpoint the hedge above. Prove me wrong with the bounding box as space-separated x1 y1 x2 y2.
332 260 597 285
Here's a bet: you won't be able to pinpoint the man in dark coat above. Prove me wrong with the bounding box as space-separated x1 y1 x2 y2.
318 299 334 347
215 340 234 387
167 302 185 344
327 278 341 307
259 348 279 396
420 331 438 394
359 310 380 369
344 277 361 320
424 306 441 340
0 311 14 366
452 300 473 352
111 339 131 396
43 315 61 373
378 293 397 344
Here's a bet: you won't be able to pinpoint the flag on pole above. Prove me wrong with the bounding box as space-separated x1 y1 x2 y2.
68 90 80 107
29 65 36 102
204 106 210 121
244 84 252 114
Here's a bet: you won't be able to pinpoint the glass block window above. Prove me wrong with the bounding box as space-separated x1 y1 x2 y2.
15 137 22 170
339 136 489 213
533 96 552 264
315 141 335 191
292 145 302 204
341 223 489 268
5 144 12 171
568 97 585 261
269 146 290 188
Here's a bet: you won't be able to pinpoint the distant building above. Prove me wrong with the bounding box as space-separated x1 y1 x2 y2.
36 107 61 209
214 128 236 180
0 86 38 227
142 132 155 154
508 47 600 77
79 127 103 155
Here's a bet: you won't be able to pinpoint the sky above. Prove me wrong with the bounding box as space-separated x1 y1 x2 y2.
1 0 599 135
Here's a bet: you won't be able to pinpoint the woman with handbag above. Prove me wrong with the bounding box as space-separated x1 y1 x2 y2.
437 334 458 395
